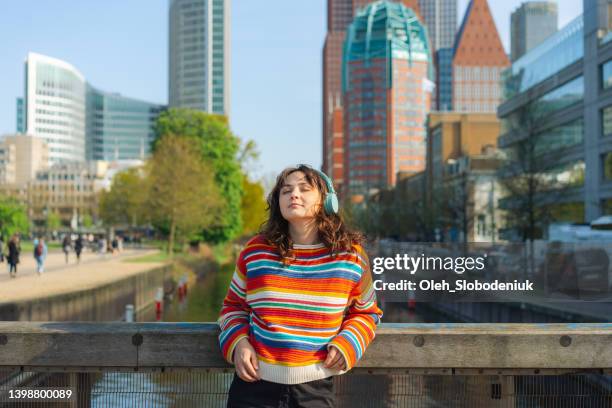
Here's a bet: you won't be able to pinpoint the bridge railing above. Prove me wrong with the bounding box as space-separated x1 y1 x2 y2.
0 322 611 407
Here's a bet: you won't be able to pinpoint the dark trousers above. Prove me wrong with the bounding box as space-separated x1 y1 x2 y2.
227 374 335 408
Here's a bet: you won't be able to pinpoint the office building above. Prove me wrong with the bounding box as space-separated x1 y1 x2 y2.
0 134 49 186
24 53 86 164
452 0 510 112
498 0 612 232
511 1 558 62
169 0 230 115
343 0 434 200
86 87 165 162
419 0 457 51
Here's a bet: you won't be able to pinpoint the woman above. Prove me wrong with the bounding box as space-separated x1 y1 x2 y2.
218 165 383 408
7 234 20 278
33 237 48 274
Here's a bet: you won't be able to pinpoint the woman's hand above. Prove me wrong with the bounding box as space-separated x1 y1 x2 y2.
233 338 260 382
324 345 347 370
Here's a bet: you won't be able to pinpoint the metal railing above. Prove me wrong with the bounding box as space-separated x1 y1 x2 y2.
0 322 611 407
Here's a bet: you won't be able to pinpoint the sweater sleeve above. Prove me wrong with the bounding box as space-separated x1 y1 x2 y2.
218 248 251 364
328 246 383 370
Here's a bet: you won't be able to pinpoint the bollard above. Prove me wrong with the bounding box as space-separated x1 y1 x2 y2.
155 287 164 321
125 304 134 322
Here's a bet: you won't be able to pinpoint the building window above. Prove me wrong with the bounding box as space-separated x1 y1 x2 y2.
603 152 612 181
602 60 612 90
603 105 612 136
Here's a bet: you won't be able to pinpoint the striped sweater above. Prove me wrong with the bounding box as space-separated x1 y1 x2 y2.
218 235 383 384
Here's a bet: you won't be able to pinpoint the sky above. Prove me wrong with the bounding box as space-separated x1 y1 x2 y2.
0 1 582 181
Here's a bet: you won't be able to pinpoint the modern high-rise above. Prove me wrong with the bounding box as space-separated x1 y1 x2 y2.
322 0 423 190
498 0 612 228
452 0 510 112
168 0 230 115
20 53 166 165
418 0 457 51
417 0 457 111
510 1 558 62
86 86 165 162
343 0 434 200
24 52 87 164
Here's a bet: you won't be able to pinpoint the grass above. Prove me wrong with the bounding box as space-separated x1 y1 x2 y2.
123 251 172 263
19 241 62 252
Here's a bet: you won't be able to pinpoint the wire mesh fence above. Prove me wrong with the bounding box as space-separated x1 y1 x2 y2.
1 369 611 407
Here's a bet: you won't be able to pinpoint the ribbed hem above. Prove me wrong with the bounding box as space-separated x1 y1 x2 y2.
258 361 346 385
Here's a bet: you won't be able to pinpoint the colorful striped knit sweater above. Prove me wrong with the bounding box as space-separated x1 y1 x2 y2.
218 235 383 385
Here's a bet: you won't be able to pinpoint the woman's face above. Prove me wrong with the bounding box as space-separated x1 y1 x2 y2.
279 171 322 224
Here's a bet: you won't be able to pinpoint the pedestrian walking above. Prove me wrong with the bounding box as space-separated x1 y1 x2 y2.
74 235 84 263
62 234 72 264
33 237 48 274
218 165 383 408
7 234 20 278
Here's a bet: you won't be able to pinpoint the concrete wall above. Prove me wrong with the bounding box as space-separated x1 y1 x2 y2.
0 264 173 321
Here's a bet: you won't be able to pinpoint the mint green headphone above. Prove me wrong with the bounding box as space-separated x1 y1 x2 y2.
314 169 339 215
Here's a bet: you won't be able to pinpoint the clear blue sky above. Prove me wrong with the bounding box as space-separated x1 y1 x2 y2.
0 1 582 181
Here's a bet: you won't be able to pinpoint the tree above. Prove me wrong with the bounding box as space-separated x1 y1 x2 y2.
498 101 578 242
240 176 267 237
154 109 243 243
46 211 62 232
81 214 94 229
99 168 149 228
0 196 29 239
499 100 582 275
148 135 222 255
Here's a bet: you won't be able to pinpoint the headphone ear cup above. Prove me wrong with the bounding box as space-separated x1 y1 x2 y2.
325 193 339 214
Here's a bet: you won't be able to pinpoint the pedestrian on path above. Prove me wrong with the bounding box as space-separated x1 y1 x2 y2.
74 235 84 263
218 165 383 408
7 234 20 278
62 234 72 264
33 237 48 274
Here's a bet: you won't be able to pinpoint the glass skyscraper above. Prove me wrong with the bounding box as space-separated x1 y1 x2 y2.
86 86 165 162
24 52 87 164
169 0 230 115
20 53 166 164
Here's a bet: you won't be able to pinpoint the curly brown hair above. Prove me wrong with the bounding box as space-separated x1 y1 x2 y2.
260 164 364 260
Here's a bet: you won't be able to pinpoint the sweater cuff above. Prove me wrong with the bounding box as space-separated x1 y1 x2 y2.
220 326 249 364
328 334 359 370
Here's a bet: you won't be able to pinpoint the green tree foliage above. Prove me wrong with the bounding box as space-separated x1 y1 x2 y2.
148 135 222 254
241 176 267 237
81 214 94 228
46 211 62 231
99 168 149 227
0 196 29 238
154 109 243 243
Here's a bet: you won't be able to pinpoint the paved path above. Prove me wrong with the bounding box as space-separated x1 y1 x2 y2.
0 249 166 304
